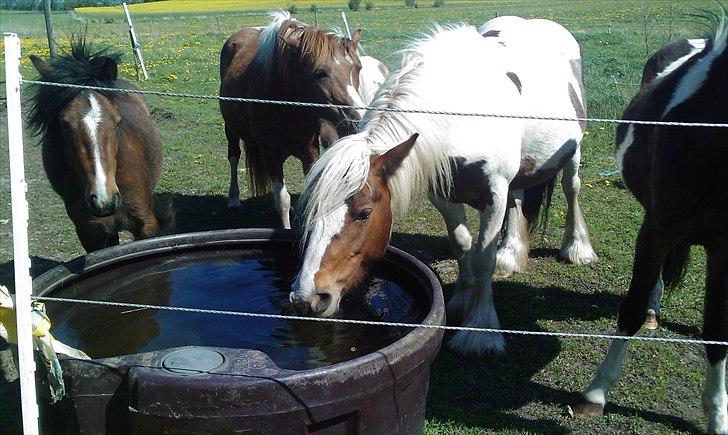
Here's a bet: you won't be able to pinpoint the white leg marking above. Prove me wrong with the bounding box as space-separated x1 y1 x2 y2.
583 333 629 406
449 178 509 355
83 94 108 204
703 357 728 434
430 197 474 322
496 190 529 277
292 204 347 302
560 148 597 264
272 180 292 229
228 153 241 208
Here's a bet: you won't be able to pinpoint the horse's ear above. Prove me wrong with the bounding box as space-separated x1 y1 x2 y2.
29 55 52 79
279 33 300 48
351 29 362 45
97 57 118 81
319 118 340 148
373 133 418 179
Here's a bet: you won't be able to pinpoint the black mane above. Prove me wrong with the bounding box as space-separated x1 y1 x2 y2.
26 36 124 142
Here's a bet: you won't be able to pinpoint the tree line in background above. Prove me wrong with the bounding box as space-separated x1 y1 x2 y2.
0 0 160 11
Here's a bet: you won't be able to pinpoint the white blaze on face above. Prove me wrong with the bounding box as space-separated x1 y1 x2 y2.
291 204 347 302
82 93 107 202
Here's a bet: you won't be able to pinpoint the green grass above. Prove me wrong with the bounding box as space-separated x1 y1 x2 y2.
0 1 720 433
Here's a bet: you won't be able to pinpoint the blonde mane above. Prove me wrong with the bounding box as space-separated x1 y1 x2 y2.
299 28 468 238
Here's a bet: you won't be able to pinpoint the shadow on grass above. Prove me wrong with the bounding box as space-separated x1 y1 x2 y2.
0 256 63 292
426 279 702 433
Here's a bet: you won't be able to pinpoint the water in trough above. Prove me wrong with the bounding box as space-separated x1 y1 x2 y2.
47 249 427 370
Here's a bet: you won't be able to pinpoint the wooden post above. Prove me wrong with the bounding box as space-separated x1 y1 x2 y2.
42 0 57 57
122 3 148 80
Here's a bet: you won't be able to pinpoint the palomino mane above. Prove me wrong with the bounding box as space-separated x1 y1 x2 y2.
254 11 354 83
300 26 464 238
26 37 124 145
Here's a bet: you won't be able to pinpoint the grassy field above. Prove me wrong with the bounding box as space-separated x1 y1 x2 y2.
0 0 721 433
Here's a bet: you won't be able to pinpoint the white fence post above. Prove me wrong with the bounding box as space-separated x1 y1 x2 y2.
122 2 148 80
4 32 40 435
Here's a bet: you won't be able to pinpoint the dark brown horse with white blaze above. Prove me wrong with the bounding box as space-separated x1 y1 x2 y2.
219 11 364 228
291 18 593 356
575 14 728 433
27 40 172 253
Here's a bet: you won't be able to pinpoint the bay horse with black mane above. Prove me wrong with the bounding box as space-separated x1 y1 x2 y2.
219 11 364 228
290 18 593 356
27 39 172 253
575 12 728 433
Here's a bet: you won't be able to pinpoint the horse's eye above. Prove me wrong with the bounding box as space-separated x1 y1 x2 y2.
60 121 71 131
356 208 372 221
314 69 328 79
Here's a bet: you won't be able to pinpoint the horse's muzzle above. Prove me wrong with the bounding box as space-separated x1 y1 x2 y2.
87 192 121 217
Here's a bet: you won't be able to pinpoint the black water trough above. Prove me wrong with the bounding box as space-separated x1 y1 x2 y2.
33 229 444 434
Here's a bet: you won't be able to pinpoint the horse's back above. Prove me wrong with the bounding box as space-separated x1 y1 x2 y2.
219 27 262 89
619 33 728 236
640 38 706 86
478 16 585 185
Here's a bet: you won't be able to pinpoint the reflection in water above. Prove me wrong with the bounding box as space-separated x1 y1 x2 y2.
48 249 427 370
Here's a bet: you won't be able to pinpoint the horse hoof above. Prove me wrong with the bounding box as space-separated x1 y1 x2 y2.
643 311 658 330
560 242 598 266
227 199 242 208
572 401 604 418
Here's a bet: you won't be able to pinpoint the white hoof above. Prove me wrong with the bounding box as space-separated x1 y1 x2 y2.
448 328 505 356
446 289 470 324
560 240 598 265
227 197 242 208
495 245 527 278
448 306 505 356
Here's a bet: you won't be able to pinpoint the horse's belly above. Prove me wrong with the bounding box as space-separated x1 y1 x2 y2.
510 130 579 189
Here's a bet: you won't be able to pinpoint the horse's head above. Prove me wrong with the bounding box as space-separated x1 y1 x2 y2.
30 53 123 217
277 21 364 137
290 134 419 316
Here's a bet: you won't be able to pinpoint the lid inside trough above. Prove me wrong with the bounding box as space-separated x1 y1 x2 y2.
43 247 429 370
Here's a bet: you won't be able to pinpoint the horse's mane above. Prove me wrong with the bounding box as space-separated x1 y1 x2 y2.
26 36 124 144
299 27 470 239
253 10 355 85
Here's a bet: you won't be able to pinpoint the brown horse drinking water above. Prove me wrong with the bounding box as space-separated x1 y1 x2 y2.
27 39 172 252
219 11 364 228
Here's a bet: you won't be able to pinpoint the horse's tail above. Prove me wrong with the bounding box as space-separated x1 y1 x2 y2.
662 243 691 290
153 193 176 235
522 176 557 233
243 142 271 195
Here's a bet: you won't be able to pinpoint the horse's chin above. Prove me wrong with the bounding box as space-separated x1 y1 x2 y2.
89 208 116 218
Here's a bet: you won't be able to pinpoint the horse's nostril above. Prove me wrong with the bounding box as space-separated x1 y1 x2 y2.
315 292 331 303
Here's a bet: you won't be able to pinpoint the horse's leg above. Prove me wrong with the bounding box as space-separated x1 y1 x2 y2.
576 218 666 416
267 160 291 229
702 248 728 433
226 125 242 208
429 195 473 323
560 147 598 264
495 189 529 278
449 177 509 355
644 278 664 330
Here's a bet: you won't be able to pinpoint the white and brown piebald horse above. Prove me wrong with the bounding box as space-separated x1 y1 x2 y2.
480 16 597 278
290 17 593 356
576 14 728 434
